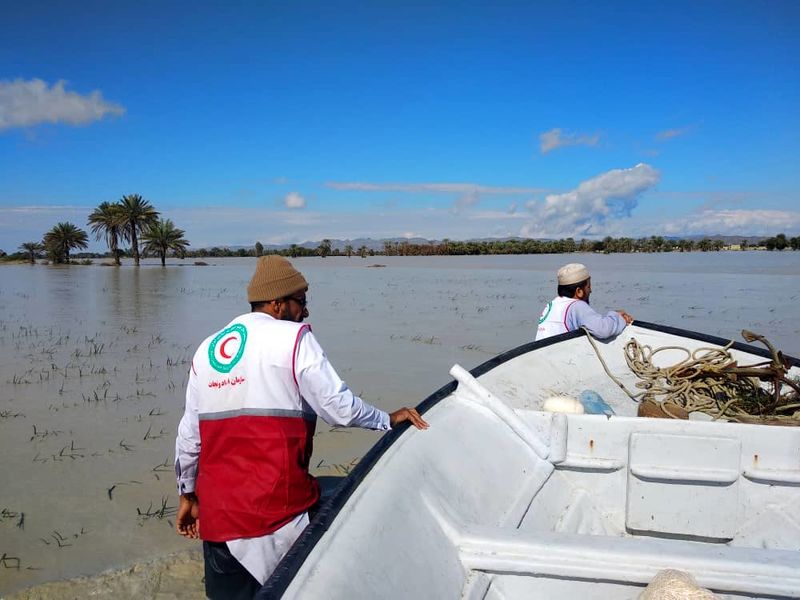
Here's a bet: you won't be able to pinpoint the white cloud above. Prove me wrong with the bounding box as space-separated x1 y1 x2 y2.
452 190 480 213
328 180 548 213
0 204 95 251
655 126 691 141
663 209 800 236
0 79 125 130
469 210 527 221
539 128 600 154
326 181 546 195
158 206 328 246
521 163 660 237
284 192 306 209
167 206 451 246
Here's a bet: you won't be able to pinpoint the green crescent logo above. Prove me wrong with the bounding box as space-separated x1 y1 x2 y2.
538 302 553 325
208 324 247 373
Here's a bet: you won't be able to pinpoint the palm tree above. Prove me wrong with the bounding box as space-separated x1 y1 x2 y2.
141 219 190 266
118 194 159 266
317 239 332 258
344 244 353 258
19 241 43 264
43 222 89 263
697 238 713 252
87 201 124 265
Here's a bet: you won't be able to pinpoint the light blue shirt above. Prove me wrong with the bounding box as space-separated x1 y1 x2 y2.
565 299 627 339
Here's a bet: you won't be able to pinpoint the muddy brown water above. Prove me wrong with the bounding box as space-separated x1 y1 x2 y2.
1 252 798 594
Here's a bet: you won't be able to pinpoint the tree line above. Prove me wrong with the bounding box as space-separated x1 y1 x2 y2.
10 194 190 266
761 233 800 251
184 234 800 259
374 235 800 256
186 240 372 259
3 214 798 263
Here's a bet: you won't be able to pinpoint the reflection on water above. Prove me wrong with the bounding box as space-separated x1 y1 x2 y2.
0 253 798 593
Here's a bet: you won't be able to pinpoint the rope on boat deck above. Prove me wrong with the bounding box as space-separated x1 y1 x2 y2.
581 327 800 423
581 328 640 402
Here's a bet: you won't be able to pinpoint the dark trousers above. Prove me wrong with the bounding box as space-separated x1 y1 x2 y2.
203 541 261 600
201 487 338 600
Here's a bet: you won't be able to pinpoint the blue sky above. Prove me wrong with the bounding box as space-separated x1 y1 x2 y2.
1 0 799 250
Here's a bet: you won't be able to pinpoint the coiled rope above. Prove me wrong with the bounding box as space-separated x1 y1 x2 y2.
582 328 800 423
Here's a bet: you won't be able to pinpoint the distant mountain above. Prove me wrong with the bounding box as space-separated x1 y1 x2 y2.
259 237 430 252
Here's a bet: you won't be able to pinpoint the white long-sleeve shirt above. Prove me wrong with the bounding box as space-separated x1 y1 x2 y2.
175 313 390 583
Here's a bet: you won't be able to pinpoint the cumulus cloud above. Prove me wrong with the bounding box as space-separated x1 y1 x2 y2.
0 78 125 130
663 209 800 236
521 163 660 237
283 192 306 209
539 128 600 154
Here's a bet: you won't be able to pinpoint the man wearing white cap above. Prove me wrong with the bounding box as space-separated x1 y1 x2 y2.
536 263 633 341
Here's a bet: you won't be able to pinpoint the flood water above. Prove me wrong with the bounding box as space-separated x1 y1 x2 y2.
1 252 798 593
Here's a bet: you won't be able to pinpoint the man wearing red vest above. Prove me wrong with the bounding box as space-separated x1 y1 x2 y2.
175 255 428 599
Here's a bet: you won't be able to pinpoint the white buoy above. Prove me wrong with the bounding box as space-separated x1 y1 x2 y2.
639 569 719 599
543 395 585 414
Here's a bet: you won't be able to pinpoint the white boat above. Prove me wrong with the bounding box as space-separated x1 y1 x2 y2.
258 322 800 599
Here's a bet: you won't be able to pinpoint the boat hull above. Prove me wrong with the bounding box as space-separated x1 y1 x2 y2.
259 323 800 599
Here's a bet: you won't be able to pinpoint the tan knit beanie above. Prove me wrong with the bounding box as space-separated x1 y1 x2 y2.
247 256 308 302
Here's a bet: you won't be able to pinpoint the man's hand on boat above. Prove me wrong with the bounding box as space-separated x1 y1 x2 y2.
389 407 429 430
176 492 200 539
617 310 634 325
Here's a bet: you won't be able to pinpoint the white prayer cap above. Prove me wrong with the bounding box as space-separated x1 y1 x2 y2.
557 263 590 285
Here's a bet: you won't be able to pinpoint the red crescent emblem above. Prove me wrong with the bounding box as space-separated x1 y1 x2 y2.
219 336 237 359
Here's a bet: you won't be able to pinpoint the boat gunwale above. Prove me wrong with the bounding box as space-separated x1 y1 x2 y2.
257 321 799 599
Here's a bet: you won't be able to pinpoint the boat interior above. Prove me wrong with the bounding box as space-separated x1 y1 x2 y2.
281 329 800 599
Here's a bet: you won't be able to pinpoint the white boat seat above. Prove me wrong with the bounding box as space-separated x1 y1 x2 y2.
458 525 800 598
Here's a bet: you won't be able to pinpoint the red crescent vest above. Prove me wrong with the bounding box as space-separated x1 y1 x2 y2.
536 296 579 341
193 313 320 542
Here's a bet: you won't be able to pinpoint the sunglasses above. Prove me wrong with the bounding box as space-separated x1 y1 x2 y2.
286 295 308 308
